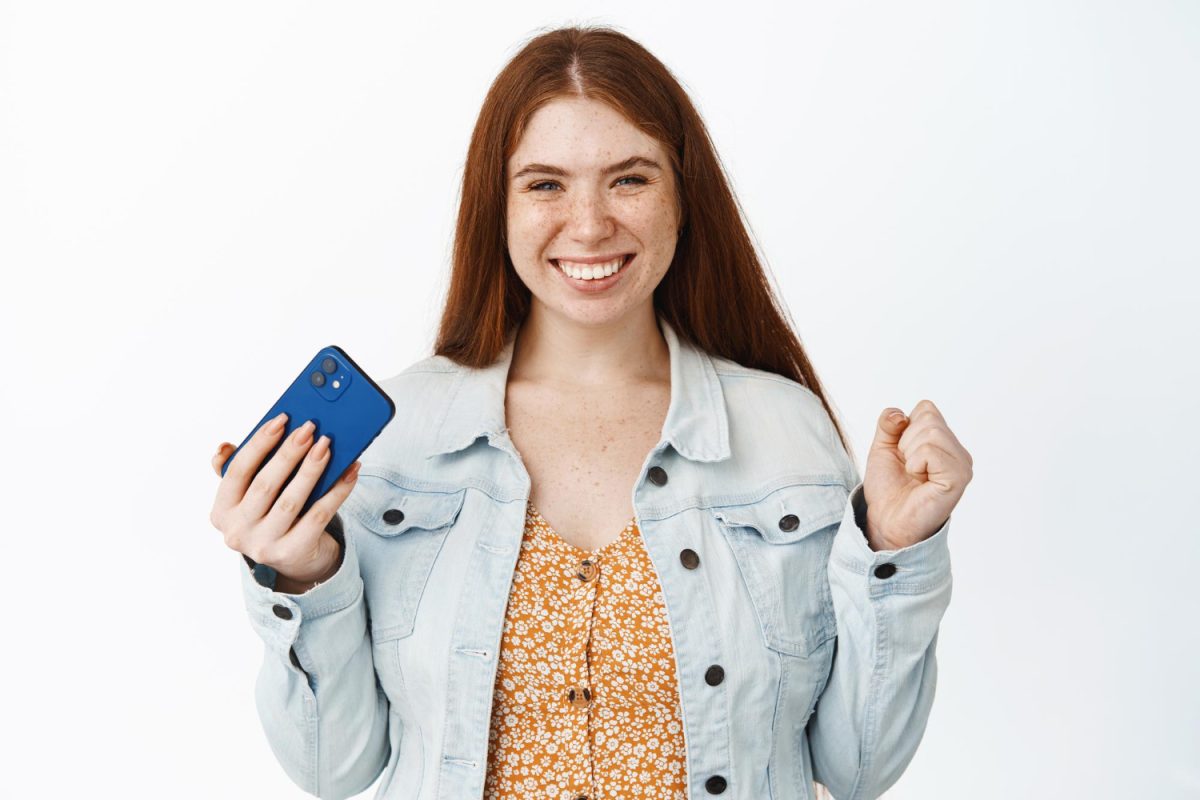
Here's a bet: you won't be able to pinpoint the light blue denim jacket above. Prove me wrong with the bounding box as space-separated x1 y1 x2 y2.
238 316 953 800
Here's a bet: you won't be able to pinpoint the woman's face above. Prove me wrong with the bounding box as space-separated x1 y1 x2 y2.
505 96 681 329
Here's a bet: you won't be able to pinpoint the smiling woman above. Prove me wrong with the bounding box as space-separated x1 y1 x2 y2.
504 96 682 311
222 22 963 800
436 25 855 460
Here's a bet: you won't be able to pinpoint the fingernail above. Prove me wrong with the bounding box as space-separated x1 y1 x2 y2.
293 420 315 443
311 435 330 458
889 412 907 424
267 412 287 434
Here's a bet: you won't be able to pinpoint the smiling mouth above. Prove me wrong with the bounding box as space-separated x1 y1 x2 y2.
551 254 634 280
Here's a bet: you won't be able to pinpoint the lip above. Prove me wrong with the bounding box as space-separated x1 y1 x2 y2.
551 252 632 265
551 253 634 293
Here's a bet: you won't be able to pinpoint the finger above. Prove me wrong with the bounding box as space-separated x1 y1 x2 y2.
259 433 334 539
271 460 362 565
903 405 972 468
238 419 319 524
213 412 289 514
870 407 910 451
906 399 946 428
906 441 968 489
899 422 961 460
211 443 234 477
905 440 945 480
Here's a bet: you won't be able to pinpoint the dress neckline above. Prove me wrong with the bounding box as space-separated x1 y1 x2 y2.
525 500 638 557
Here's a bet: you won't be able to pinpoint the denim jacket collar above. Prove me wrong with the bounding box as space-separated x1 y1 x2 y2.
424 315 731 463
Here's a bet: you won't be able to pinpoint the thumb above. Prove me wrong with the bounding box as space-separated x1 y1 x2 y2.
871 407 909 451
212 443 233 477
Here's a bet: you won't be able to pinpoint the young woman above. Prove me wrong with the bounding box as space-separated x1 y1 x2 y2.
210 25 972 800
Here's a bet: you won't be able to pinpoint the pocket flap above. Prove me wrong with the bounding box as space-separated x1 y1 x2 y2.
346 475 466 537
710 482 848 544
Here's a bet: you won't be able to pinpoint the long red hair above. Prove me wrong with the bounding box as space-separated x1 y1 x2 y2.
433 24 857 470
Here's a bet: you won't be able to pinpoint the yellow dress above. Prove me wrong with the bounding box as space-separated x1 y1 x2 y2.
483 500 689 800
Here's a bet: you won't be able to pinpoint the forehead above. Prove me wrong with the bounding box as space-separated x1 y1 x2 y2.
508 96 665 169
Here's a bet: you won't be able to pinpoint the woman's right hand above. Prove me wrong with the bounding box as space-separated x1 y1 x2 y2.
209 412 361 589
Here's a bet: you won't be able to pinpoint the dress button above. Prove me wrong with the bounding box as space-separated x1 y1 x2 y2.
647 466 668 486
704 665 725 686
567 687 593 709
576 559 600 583
575 795 589 800
271 604 293 620
705 775 727 794
778 513 799 532
382 508 405 525
874 563 897 579
679 548 700 570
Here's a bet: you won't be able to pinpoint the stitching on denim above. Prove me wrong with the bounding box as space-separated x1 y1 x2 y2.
292 570 365 619
639 475 851 522
768 649 786 800
849 581 888 800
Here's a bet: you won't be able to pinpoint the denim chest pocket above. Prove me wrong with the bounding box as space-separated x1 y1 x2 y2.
344 474 467 643
709 483 847 658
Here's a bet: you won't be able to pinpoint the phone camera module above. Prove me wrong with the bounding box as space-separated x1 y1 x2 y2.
310 371 326 388
321 356 337 374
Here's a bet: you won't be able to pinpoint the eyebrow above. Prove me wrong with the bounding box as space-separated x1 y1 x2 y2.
510 155 664 181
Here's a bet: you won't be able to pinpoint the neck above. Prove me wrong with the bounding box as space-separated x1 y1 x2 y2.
508 305 669 388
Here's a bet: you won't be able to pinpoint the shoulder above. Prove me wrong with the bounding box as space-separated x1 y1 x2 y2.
385 352 462 385
707 353 853 489
709 352 831 429
710 353 825 405
355 354 466 469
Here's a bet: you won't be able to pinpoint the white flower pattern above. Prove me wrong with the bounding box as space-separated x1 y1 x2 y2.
483 501 688 800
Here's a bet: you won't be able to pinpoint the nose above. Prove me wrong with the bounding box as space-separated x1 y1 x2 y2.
563 185 615 243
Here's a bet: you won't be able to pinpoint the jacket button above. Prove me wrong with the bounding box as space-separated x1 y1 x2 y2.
679 548 700 569
874 563 897 579
778 513 799 532
704 665 725 686
382 508 405 525
567 686 592 709
705 775 727 794
647 466 668 486
576 559 600 583
271 604 293 620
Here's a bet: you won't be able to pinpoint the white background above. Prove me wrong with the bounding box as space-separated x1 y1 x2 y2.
2 1 1197 797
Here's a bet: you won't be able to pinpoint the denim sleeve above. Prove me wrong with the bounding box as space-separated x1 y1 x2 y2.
808 469 953 799
239 511 390 799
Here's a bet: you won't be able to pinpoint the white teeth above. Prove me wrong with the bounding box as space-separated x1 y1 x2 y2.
556 256 627 280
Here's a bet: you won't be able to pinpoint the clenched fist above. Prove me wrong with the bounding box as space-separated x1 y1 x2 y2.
862 400 972 551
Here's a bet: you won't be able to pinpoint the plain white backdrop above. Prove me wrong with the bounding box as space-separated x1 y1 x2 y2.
2 0 1196 797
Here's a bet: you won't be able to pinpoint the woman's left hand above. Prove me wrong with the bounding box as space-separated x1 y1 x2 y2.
862 399 973 551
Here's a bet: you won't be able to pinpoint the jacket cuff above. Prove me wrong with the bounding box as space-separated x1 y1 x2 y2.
831 481 952 594
239 518 361 637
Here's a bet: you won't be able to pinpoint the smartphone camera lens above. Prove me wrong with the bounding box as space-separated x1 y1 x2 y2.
310 371 326 388
321 356 337 374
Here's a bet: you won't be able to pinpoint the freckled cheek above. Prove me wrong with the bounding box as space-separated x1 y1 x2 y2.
623 196 679 246
507 206 559 256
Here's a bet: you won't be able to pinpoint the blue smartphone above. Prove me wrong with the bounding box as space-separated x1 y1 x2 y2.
220 345 395 516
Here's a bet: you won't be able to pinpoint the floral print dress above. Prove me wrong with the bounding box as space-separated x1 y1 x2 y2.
483 500 689 800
